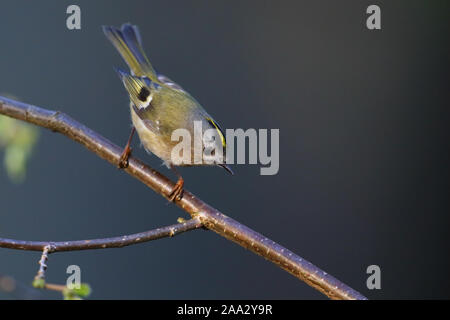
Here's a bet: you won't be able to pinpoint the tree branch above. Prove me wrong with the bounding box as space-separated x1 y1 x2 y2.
0 96 367 300
0 218 203 252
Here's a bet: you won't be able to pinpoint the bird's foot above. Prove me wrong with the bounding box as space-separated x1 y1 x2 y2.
168 177 184 202
118 127 136 169
118 145 132 169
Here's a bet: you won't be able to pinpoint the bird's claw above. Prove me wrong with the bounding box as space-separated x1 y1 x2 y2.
118 146 132 169
168 178 184 202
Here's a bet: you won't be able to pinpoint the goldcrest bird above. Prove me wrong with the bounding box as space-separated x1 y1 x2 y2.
103 23 232 201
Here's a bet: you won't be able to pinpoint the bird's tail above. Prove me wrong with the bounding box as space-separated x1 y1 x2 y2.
102 23 157 80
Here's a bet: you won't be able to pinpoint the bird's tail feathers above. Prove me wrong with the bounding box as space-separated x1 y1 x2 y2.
103 23 157 80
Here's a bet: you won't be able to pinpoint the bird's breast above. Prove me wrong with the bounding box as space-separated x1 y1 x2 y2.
130 104 173 162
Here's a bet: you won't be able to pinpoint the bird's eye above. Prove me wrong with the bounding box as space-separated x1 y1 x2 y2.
138 87 150 102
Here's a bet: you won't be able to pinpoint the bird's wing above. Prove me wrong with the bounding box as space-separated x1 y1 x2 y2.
116 68 161 134
131 103 160 134
157 74 187 93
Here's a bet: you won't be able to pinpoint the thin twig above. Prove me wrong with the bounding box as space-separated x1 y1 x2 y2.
43 283 66 292
0 96 367 300
0 218 203 252
34 245 51 282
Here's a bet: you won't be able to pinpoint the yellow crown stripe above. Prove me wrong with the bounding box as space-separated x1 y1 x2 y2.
206 117 226 148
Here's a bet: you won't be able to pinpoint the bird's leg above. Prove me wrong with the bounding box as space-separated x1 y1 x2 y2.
168 165 184 202
118 127 136 169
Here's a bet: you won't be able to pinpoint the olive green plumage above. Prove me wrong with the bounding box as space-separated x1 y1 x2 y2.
103 23 232 173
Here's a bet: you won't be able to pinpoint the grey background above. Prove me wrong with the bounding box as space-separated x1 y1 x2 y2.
0 0 449 299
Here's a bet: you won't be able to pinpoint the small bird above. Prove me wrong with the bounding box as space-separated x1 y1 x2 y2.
103 23 232 201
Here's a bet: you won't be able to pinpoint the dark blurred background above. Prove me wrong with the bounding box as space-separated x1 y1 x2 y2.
0 0 449 299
